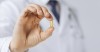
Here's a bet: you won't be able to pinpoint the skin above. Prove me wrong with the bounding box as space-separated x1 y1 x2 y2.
10 3 54 52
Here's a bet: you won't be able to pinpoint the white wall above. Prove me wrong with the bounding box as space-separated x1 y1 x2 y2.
0 0 3 2
66 0 100 52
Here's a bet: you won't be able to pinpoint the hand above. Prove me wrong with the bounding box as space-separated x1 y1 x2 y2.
10 3 54 52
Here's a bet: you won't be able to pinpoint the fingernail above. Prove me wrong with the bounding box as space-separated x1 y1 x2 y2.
50 27 54 31
49 15 53 21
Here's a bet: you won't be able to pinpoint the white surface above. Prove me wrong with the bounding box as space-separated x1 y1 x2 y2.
66 0 100 52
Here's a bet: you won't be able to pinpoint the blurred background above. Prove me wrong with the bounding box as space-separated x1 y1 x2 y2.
0 0 100 52
66 0 100 52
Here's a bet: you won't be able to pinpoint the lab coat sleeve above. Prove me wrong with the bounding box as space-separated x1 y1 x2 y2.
0 1 19 52
69 8 85 52
0 37 12 52
0 0 19 37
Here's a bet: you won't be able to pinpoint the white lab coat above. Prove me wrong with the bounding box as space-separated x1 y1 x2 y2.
0 0 84 52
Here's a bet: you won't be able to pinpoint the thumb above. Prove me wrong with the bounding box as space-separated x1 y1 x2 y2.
40 27 54 41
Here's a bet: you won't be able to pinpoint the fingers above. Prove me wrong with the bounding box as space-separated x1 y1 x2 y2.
29 4 44 19
41 6 53 21
40 27 54 41
25 3 53 20
26 24 42 46
29 3 53 21
22 6 37 18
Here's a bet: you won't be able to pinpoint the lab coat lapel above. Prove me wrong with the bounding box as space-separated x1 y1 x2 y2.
58 2 70 36
56 2 70 52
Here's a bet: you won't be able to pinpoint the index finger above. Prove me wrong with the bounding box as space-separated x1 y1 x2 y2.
41 6 53 21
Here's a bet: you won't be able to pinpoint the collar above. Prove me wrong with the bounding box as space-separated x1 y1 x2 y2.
28 0 60 5
40 0 60 5
40 0 49 5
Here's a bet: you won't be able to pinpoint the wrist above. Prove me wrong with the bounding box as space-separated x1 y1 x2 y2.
9 41 25 52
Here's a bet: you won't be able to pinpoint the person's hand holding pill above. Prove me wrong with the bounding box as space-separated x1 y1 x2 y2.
10 3 54 52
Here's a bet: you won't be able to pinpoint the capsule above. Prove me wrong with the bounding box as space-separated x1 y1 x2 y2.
50 21 53 27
